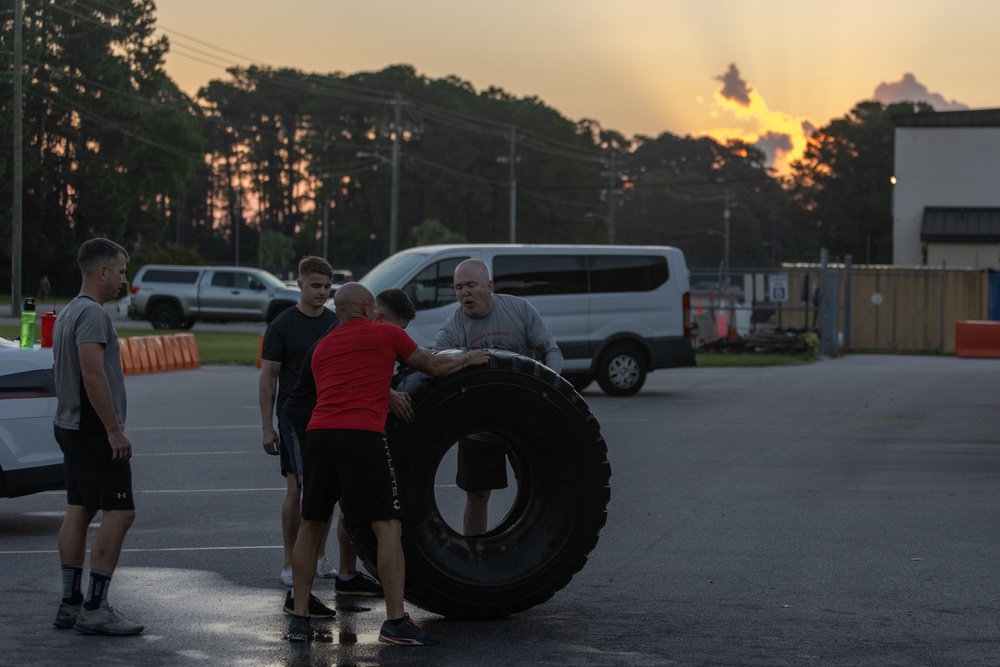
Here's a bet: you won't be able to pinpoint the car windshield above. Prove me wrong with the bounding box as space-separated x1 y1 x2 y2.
358 251 432 295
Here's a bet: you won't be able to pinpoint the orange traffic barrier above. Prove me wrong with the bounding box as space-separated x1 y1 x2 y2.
955 320 1000 359
176 333 200 368
256 333 264 369
130 336 152 374
119 338 136 376
143 336 168 373
159 335 180 371
119 334 200 374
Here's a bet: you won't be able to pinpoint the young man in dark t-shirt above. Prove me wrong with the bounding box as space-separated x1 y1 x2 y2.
259 257 340 615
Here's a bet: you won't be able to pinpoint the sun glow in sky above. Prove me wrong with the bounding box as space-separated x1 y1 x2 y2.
155 0 1000 174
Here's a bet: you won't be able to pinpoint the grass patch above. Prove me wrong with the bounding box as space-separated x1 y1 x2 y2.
696 351 817 367
4 322 817 369
0 325 261 366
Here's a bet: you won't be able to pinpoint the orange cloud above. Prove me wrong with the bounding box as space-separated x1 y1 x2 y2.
701 63 813 176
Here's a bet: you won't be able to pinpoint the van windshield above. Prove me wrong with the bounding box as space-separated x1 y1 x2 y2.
358 251 432 295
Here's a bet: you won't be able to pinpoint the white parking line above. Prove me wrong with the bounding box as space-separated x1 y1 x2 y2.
0 545 283 555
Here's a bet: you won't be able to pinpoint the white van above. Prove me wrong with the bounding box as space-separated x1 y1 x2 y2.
357 244 695 396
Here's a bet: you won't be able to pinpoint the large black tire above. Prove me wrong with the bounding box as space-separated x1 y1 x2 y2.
596 342 647 396
562 373 594 392
149 302 181 330
350 351 611 620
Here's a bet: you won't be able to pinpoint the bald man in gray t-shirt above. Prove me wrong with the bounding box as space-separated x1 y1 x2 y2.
433 259 562 535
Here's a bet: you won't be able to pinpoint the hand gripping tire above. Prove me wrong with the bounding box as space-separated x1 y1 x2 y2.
349 351 611 620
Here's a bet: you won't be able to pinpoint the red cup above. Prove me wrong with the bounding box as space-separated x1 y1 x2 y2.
41 312 56 348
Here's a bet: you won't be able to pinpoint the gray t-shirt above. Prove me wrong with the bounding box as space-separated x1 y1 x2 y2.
53 295 126 432
433 292 563 373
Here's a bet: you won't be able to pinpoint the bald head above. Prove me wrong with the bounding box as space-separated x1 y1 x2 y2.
454 258 495 318
333 282 376 322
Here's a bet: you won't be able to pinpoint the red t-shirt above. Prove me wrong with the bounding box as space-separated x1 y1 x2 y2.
307 318 418 434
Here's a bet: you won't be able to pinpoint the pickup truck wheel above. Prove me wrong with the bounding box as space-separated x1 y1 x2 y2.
177 319 195 330
596 343 646 396
349 351 611 620
149 303 181 330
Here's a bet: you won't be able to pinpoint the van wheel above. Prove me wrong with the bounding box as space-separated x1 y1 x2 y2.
596 343 646 396
149 303 181 330
349 351 611 620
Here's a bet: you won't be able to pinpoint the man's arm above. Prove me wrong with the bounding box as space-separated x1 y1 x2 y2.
78 342 132 462
404 347 491 377
523 302 564 374
258 359 281 455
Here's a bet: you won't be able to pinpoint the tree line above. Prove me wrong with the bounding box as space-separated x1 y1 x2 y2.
0 0 933 296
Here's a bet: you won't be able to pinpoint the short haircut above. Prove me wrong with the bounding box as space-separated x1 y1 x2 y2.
78 238 127 274
376 288 416 322
298 255 334 279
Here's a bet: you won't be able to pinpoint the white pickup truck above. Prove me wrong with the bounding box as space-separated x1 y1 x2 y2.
127 265 300 329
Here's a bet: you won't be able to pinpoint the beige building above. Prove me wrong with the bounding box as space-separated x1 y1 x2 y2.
892 108 1000 268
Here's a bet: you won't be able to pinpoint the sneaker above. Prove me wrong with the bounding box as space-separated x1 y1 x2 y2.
280 567 293 587
378 613 440 646
73 601 144 636
283 591 336 619
315 557 337 578
335 571 384 597
286 616 314 643
53 601 81 629
286 616 333 643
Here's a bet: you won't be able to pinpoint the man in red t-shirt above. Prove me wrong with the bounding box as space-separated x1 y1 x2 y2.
287 283 491 645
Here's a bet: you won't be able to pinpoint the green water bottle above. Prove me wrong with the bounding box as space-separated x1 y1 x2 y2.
19 298 36 348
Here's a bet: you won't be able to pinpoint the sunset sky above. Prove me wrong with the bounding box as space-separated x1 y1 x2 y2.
155 0 999 173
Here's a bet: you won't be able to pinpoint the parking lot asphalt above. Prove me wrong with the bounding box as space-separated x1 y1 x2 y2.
1 354 999 666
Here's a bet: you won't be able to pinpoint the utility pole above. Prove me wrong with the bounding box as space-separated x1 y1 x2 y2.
389 93 402 255
233 185 241 266
723 189 731 284
507 125 517 243
11 0 23 316
322 192 330 261
496 126 518 243
603 153 617 244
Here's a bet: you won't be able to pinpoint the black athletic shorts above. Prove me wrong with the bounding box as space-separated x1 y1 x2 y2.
455 434 509 493
303 428 404 527
278 406 305 486
54 425 135 512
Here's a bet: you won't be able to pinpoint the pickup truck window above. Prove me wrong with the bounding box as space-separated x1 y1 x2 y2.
143 269 199 284
211 272 261 290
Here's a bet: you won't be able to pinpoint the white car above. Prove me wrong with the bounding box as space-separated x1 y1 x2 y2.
0 339 64 498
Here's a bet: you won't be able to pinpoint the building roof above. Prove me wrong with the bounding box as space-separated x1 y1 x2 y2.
920 207 1000 243
894 108 1000 128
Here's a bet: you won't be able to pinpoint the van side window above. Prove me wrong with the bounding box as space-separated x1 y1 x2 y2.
493 255 588 296
406 257 469 310
589 255 669 293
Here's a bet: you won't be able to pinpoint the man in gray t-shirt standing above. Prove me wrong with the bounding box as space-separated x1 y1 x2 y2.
433 259 562 535
51 238 142 636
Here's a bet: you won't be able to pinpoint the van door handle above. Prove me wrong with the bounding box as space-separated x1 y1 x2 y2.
231 290 240 295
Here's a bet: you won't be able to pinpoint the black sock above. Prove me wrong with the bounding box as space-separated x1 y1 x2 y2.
83 571 112 611
61 565 84 605
389 617 406 627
